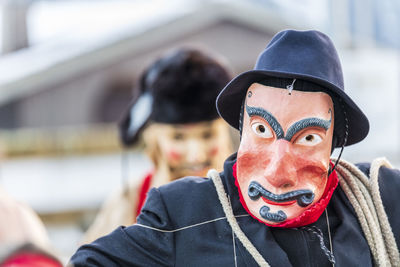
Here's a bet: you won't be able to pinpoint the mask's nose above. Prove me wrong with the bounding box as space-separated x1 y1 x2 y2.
186 139 207 164
263 140 297 189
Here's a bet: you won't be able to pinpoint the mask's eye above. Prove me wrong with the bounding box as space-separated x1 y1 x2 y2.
296 134 322 146
251 122 273 138
201 131 213 140
173 132 184 140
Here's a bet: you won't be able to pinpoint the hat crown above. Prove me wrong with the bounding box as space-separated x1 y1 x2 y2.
255 30 344 91
119 48 231 146
216 29 369 146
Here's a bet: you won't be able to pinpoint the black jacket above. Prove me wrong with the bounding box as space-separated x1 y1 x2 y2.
70 154 400 266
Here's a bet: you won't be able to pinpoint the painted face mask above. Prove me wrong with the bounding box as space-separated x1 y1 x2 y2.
144 118 232 181
236 83 338 227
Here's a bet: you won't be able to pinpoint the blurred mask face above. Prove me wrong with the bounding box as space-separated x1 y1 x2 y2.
237 83 334 225
146 119 231 181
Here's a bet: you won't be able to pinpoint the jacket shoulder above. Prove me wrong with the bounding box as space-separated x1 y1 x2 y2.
355 160 400 247
355 161 400 184
355 161 400 199
144 176 223 229
159 176 215 195
355 162 371 176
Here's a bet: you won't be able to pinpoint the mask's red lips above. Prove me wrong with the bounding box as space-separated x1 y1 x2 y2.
261 197 296 206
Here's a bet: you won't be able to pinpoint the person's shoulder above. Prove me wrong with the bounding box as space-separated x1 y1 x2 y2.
159 176 214 193
354 162 371 176
355 158 400 246
142 175 223 228
354 159 400 203
355 159 400 181
157 176 217 207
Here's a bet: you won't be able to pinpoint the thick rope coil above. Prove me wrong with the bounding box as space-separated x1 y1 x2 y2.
208 169 270 267
332 157 400 267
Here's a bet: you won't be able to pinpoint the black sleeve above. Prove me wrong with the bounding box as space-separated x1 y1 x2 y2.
69 188 175 267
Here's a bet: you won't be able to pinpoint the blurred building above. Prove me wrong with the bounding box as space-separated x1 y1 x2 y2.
0 0 302 259
0 0 398 260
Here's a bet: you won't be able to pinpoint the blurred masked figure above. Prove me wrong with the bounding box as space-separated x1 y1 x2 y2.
83 48 233 243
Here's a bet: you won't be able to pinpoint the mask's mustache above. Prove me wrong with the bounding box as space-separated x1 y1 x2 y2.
170 161 212 173
248 181 315 207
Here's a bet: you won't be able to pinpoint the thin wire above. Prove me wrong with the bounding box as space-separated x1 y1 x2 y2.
232 228 238 267
325 209 335 267
239 99 245 139
134 214 249 233
230 198 238 267
330 98 349 174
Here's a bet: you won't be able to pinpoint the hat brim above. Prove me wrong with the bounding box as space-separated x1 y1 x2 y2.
216 70 369 147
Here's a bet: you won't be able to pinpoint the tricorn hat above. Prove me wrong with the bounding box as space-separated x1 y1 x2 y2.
216 29 369 147
120 48 231 146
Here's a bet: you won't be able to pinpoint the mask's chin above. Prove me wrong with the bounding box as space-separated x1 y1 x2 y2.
259 206 287 223
248 200 306 225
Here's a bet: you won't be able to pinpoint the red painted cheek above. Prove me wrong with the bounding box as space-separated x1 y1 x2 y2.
237 150 269 177
168 150 182 161
295 157 329 177
209 147 219 156
299 165 327 177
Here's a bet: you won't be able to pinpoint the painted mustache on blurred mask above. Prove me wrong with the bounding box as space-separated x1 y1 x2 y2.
170 161 212 174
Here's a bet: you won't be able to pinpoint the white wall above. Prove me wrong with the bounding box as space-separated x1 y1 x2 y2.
334 48 400 167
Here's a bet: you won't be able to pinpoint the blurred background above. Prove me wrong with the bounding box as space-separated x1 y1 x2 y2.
0 0 399 263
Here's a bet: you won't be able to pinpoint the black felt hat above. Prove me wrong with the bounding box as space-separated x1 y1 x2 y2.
216 29 369 147
120 48 231 146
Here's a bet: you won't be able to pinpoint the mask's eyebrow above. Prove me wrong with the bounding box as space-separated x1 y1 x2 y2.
245 104 284 139
284 109 332 141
